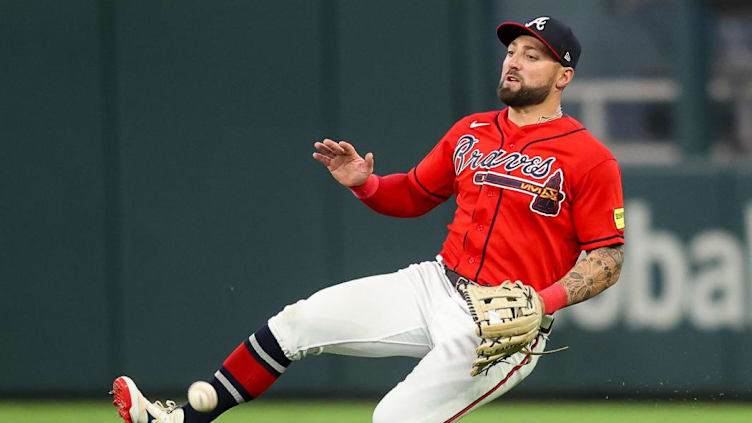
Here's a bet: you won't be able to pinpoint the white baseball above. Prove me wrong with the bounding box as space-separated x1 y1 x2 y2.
187 381 218 412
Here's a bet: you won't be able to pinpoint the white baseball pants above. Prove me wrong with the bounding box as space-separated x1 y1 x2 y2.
267 260 552 423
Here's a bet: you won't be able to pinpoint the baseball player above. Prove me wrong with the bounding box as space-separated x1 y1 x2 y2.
112 16 624 423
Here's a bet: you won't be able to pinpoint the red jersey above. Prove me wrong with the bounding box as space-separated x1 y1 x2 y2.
354 108 624 292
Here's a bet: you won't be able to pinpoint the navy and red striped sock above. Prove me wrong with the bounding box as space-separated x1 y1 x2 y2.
181 324 291 422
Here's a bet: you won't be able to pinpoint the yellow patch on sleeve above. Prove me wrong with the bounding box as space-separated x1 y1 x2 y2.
613 207 625 230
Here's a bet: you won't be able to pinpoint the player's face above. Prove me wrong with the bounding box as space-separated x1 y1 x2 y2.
497 36 560 108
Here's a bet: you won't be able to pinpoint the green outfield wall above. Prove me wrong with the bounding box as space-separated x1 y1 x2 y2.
2 1 749 397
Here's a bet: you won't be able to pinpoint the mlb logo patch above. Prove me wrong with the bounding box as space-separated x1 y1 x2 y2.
613 208 625 230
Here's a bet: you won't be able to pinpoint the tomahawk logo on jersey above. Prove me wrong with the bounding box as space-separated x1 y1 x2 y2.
406 108 624 292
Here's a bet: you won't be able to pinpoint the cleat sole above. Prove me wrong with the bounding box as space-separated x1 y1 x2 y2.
112 376 136 423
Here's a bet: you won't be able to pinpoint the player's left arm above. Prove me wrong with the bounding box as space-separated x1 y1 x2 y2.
538 244 623 314
558 244 623 308
538 154 626 314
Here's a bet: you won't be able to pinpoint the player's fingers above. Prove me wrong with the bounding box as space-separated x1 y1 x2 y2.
364 152 375 173
323 138 346 154
338 141 357 155
312 152 332 166
313 142 335 156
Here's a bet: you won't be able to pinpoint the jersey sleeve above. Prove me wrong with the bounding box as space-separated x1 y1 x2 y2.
571 159 625 250
355 173 444 217
406 123 459 200
352 119 461 217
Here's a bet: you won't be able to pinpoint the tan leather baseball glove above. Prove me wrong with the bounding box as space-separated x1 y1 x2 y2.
458 280 544 376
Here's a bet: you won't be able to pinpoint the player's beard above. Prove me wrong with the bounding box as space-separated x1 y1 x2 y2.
497 74 556 108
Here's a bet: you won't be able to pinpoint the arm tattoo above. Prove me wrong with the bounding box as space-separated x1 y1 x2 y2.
558 245 624 306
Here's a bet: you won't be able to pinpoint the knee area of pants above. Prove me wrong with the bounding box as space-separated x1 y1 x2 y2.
275 300 308 325
268 300 313 361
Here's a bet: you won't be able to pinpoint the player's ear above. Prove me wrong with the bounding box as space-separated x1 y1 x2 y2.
555 67 574 90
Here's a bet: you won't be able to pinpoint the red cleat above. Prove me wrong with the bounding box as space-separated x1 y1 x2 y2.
111 376 183 423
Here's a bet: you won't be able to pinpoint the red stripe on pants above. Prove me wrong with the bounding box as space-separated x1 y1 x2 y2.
443 337 541 423
223 343 278 398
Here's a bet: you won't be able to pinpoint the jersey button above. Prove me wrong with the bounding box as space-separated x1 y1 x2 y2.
477 224 484 231
487 192 493 197
468 257 475 264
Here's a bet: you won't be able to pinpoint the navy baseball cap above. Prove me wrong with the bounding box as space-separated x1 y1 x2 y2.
497 16 581 69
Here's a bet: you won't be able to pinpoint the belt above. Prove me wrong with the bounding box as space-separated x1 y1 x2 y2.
444 268 476 289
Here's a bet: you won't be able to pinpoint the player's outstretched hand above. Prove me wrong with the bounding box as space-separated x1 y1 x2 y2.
312 138 374 187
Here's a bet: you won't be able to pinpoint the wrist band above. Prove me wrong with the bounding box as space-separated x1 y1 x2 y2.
539 283 568 314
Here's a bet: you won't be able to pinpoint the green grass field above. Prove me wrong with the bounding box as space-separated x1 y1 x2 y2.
2 399 751 422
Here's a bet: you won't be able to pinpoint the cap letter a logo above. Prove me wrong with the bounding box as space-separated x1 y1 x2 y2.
525 17 550 31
